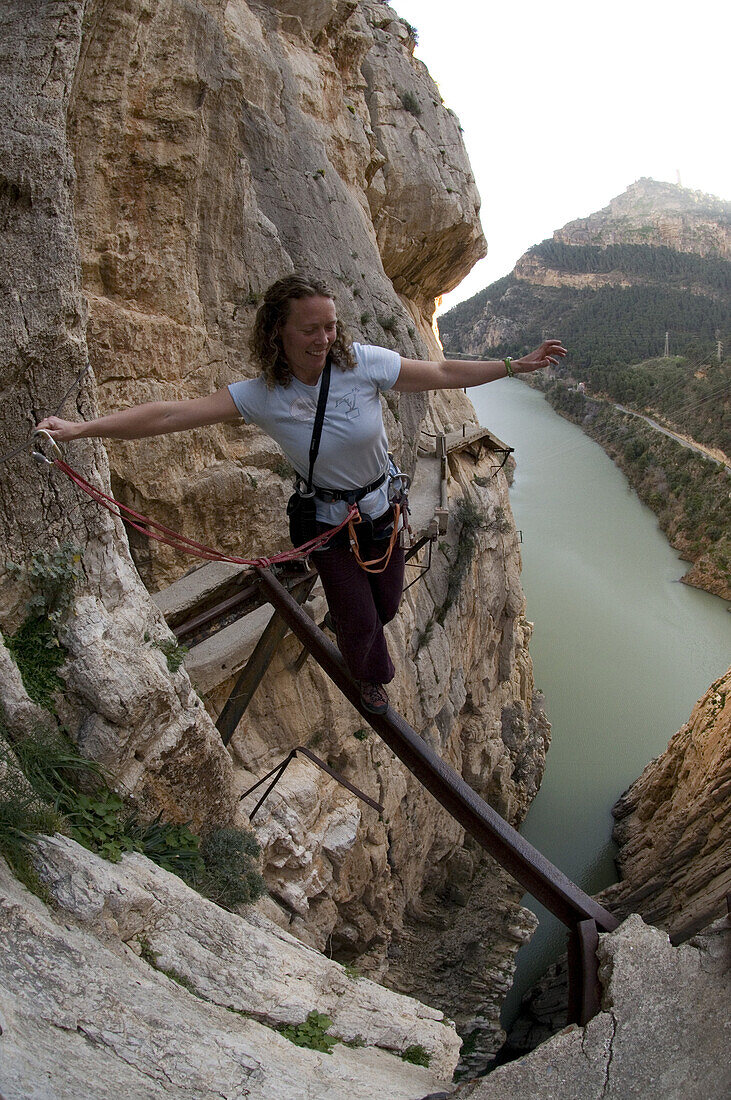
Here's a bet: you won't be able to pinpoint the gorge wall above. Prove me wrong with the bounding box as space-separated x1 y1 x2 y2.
0 0 548 1070
601 665 731 937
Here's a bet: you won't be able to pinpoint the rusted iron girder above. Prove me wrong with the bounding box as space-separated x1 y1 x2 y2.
567 919 601 1025
255 565 620 936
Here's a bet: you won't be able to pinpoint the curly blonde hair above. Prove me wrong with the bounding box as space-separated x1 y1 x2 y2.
249 274 356 388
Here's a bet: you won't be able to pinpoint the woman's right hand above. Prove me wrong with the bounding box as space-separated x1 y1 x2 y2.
35 416 83 441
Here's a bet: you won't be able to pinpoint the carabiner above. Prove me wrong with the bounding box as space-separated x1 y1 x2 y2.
293 475 316 499
31 429 63 466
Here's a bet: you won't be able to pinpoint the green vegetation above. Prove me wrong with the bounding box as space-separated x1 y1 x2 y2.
2 543 267 908
136 935 201 996
437 498 486 625
193 827 266 908
531 240 730 293
151 637 188 674
400 1043 431 1067
441 275 728 372
341 960 362 981
566 357 729 452
0 723 265 907
5 543 83 709
5 616 67 710
61 788 139 863
0 737 63 895
279 1011 338 1054
399 89 421 116
438 231 730 596
125 813 204 877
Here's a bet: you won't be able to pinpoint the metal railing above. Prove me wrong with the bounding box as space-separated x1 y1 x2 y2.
253 565 620 1026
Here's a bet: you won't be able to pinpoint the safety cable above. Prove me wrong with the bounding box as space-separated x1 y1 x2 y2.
31 432 358 568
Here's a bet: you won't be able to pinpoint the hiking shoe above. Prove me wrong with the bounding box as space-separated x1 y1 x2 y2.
359 681 389 715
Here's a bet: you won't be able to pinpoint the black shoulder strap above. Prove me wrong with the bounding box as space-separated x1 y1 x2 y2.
305 361 331 492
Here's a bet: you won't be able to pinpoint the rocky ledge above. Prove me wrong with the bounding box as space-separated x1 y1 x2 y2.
0 834 460 1098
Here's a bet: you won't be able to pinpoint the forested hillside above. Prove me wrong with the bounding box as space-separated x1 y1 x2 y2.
438 180 730 598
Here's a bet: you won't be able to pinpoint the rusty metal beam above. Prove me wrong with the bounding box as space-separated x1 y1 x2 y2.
254 565 620 935
567 919 601 1025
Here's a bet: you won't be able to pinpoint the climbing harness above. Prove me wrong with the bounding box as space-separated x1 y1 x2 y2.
347 502 402 574
342 460 412 575
30 430 358 568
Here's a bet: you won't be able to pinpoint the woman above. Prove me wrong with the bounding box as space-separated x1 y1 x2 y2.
38 273 566 715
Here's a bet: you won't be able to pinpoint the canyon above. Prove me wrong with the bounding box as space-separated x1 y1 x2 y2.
1 3 728 1095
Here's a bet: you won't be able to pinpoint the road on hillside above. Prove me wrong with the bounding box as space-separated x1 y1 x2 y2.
613 404 730 470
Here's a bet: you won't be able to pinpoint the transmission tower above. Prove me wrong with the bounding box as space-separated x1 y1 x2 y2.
664 331 670 358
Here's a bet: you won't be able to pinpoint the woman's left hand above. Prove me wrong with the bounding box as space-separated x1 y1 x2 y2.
515 340 567 373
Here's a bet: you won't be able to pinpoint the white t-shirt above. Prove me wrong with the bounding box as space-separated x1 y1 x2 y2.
228 343 402 523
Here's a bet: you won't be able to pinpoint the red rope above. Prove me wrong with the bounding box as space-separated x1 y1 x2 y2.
52 457 358 567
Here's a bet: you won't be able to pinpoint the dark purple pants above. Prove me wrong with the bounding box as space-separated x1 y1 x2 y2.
311 519 405 684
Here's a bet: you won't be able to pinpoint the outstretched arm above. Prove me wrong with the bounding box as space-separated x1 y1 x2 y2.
36 388 242 442
392 340 567 393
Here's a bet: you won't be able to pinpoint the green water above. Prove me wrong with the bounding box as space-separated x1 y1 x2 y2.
469 379 730 1020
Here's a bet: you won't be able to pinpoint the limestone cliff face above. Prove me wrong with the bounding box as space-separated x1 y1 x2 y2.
554 177 731 259
69 0 485 589
601 667 731 936
0 836 461 1098
1 0 542 1068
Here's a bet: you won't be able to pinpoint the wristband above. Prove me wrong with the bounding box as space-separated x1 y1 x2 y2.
503 357 515 378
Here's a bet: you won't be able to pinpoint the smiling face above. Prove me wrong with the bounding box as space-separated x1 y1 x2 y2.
279 295 338 384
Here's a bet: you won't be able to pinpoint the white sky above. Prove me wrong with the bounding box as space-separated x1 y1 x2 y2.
391 0 730 312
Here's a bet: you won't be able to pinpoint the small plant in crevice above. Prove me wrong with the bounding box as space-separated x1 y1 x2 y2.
192 827 266 909
399 89 421 116
5 542 83 710
272 457 295 481
352 727 369 742
0 737 63 897
436 497 486 626
59 788 136 863
400 1043 431 1067
6 542 82 627
151 636 188 674
135 934 201 997
124 813 204 878
378 313 398 334
5 618 67 710
279 1011 338 1054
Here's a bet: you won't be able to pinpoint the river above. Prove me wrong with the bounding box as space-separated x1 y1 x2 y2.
469 378 730 1022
